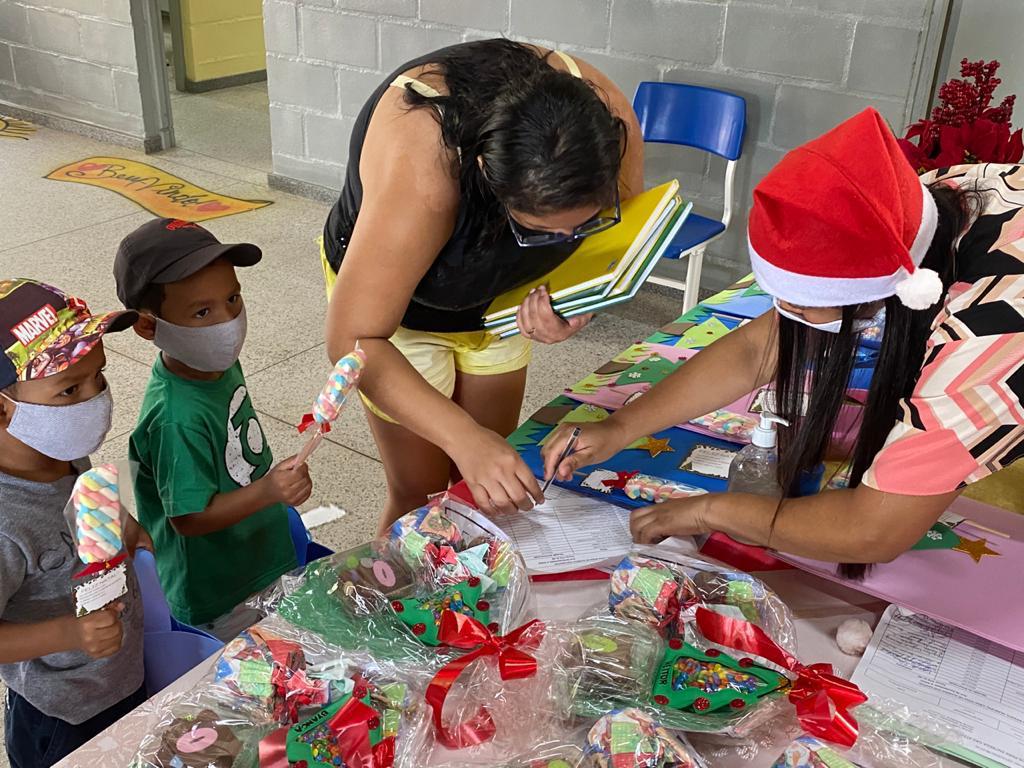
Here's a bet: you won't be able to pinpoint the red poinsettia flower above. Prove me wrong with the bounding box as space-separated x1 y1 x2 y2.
899 59 1021 174
934 119 1024 167
897 137 933 174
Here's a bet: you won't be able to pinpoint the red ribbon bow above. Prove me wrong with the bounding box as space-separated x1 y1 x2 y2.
73 552 127 580
695 607 867 747
296 413 331 434
257 696 395 768
425 610 545 749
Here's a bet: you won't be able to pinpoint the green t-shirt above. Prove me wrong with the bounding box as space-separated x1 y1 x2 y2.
130 357 297 625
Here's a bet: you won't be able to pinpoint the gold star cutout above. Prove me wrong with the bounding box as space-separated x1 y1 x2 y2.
951 535 1001 563
633 436 674 458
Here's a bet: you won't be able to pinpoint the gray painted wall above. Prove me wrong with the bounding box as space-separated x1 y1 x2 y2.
0 0 150 148
264 0 942 287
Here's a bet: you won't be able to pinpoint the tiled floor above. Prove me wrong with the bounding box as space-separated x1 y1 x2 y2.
0 98 685 764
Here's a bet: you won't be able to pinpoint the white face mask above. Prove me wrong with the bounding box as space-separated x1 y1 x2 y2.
153 305 247 372
2 386 113 460
773 298 881 334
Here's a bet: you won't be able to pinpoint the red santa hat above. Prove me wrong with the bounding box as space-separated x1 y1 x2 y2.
748 108 941 310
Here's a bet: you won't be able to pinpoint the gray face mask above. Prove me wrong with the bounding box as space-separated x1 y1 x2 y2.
153 306 247 372
3 386 113 460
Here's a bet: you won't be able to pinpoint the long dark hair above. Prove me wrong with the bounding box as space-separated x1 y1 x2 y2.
399 39 626 247
772 183 981 578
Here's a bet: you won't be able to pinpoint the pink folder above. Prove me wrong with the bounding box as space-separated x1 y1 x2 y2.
778 496 1024 652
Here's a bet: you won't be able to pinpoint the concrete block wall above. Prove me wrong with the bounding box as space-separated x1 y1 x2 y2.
0 0 148 146
264 0 939 286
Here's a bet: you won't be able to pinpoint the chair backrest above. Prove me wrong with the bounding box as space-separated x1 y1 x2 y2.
134 550 172 634
287 506 312 567
633 82 746 160
143 629 223 696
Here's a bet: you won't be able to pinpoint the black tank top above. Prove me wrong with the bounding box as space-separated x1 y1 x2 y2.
322 43 581 333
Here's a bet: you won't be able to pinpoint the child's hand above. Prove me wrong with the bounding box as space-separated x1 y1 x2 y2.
266 456 313 506
69 604 125 659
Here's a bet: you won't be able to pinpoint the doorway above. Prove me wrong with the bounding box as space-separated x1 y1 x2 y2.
157 0 272 174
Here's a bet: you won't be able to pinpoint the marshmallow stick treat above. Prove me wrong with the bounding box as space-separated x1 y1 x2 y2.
69 463 130 615
294 348 367 467
74 464 125 565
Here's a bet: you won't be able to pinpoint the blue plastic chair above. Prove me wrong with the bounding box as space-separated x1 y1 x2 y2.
135 549 220 641
143 629 223 696
287 506 334 567
632 82 747 311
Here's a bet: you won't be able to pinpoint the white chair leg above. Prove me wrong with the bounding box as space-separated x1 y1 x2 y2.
682 246 705 313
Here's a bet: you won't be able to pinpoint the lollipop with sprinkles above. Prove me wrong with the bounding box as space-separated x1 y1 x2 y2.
73 464 124 564
295 347 366 465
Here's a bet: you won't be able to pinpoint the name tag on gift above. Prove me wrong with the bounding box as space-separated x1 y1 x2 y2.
73 562 128 617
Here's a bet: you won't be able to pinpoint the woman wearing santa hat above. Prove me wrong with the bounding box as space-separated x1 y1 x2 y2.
543 107 1024 575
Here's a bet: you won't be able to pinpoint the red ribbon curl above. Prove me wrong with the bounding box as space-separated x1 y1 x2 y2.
695 606 867 747
424 611 545 749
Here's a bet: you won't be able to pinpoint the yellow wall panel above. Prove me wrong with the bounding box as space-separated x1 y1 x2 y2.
179 0 265 84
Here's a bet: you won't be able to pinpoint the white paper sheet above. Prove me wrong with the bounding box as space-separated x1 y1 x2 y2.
493 486 634 574
852 605 1024 768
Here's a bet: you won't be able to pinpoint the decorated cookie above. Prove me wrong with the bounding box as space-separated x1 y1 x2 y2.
564 617 663 716
285 675 407 768
584 708 700 768
151 710 243 768
333 541 416 605
392 579 491 646
650 638 786 715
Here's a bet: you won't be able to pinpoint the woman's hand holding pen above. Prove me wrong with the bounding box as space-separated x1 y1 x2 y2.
541 420 628 483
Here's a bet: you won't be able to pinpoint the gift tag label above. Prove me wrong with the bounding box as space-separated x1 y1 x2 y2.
680 445 734 479
73 562 127 616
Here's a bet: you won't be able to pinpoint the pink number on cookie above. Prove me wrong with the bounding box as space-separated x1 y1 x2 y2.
373 560 396 588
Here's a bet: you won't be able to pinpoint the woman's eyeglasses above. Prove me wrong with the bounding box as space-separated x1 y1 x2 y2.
507 189 621 248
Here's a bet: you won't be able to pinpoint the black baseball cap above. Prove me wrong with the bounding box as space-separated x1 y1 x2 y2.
113 218 262 310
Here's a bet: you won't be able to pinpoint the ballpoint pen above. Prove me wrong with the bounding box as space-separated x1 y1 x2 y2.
542 426 582 494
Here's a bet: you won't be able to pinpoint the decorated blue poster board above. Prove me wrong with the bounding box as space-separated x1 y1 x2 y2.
509 396 740 509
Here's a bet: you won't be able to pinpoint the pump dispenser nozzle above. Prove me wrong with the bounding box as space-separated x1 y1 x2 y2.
751 412 789 449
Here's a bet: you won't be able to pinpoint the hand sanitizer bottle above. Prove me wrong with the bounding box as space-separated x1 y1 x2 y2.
727 412 789 497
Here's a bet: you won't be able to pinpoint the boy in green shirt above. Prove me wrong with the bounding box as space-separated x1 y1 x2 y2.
115 219 310 640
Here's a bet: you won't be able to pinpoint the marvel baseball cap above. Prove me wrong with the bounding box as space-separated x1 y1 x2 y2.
0 279 137 389
113 218 262 310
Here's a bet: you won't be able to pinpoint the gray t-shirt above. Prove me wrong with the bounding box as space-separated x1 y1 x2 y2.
0 465 144 724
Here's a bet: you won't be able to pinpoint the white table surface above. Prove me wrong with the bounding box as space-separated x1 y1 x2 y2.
55 565 968 768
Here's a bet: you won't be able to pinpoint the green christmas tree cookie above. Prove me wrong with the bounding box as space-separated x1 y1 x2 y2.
650 639 786 714
392 578 491 646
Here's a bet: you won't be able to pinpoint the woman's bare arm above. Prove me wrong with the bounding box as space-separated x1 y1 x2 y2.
544 312 779 479
324 91 542 511
609 312 778 444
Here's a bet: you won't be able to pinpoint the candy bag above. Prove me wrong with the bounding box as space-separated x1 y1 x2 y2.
276 492 530 666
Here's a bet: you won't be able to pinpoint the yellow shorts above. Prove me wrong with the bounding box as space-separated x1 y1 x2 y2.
319 236 531 424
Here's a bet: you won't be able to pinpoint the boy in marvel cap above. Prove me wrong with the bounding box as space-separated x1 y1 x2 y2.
114 218 311 642
0 279 147 768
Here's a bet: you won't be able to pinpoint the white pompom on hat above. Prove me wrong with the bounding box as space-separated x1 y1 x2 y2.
748 108 942 310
